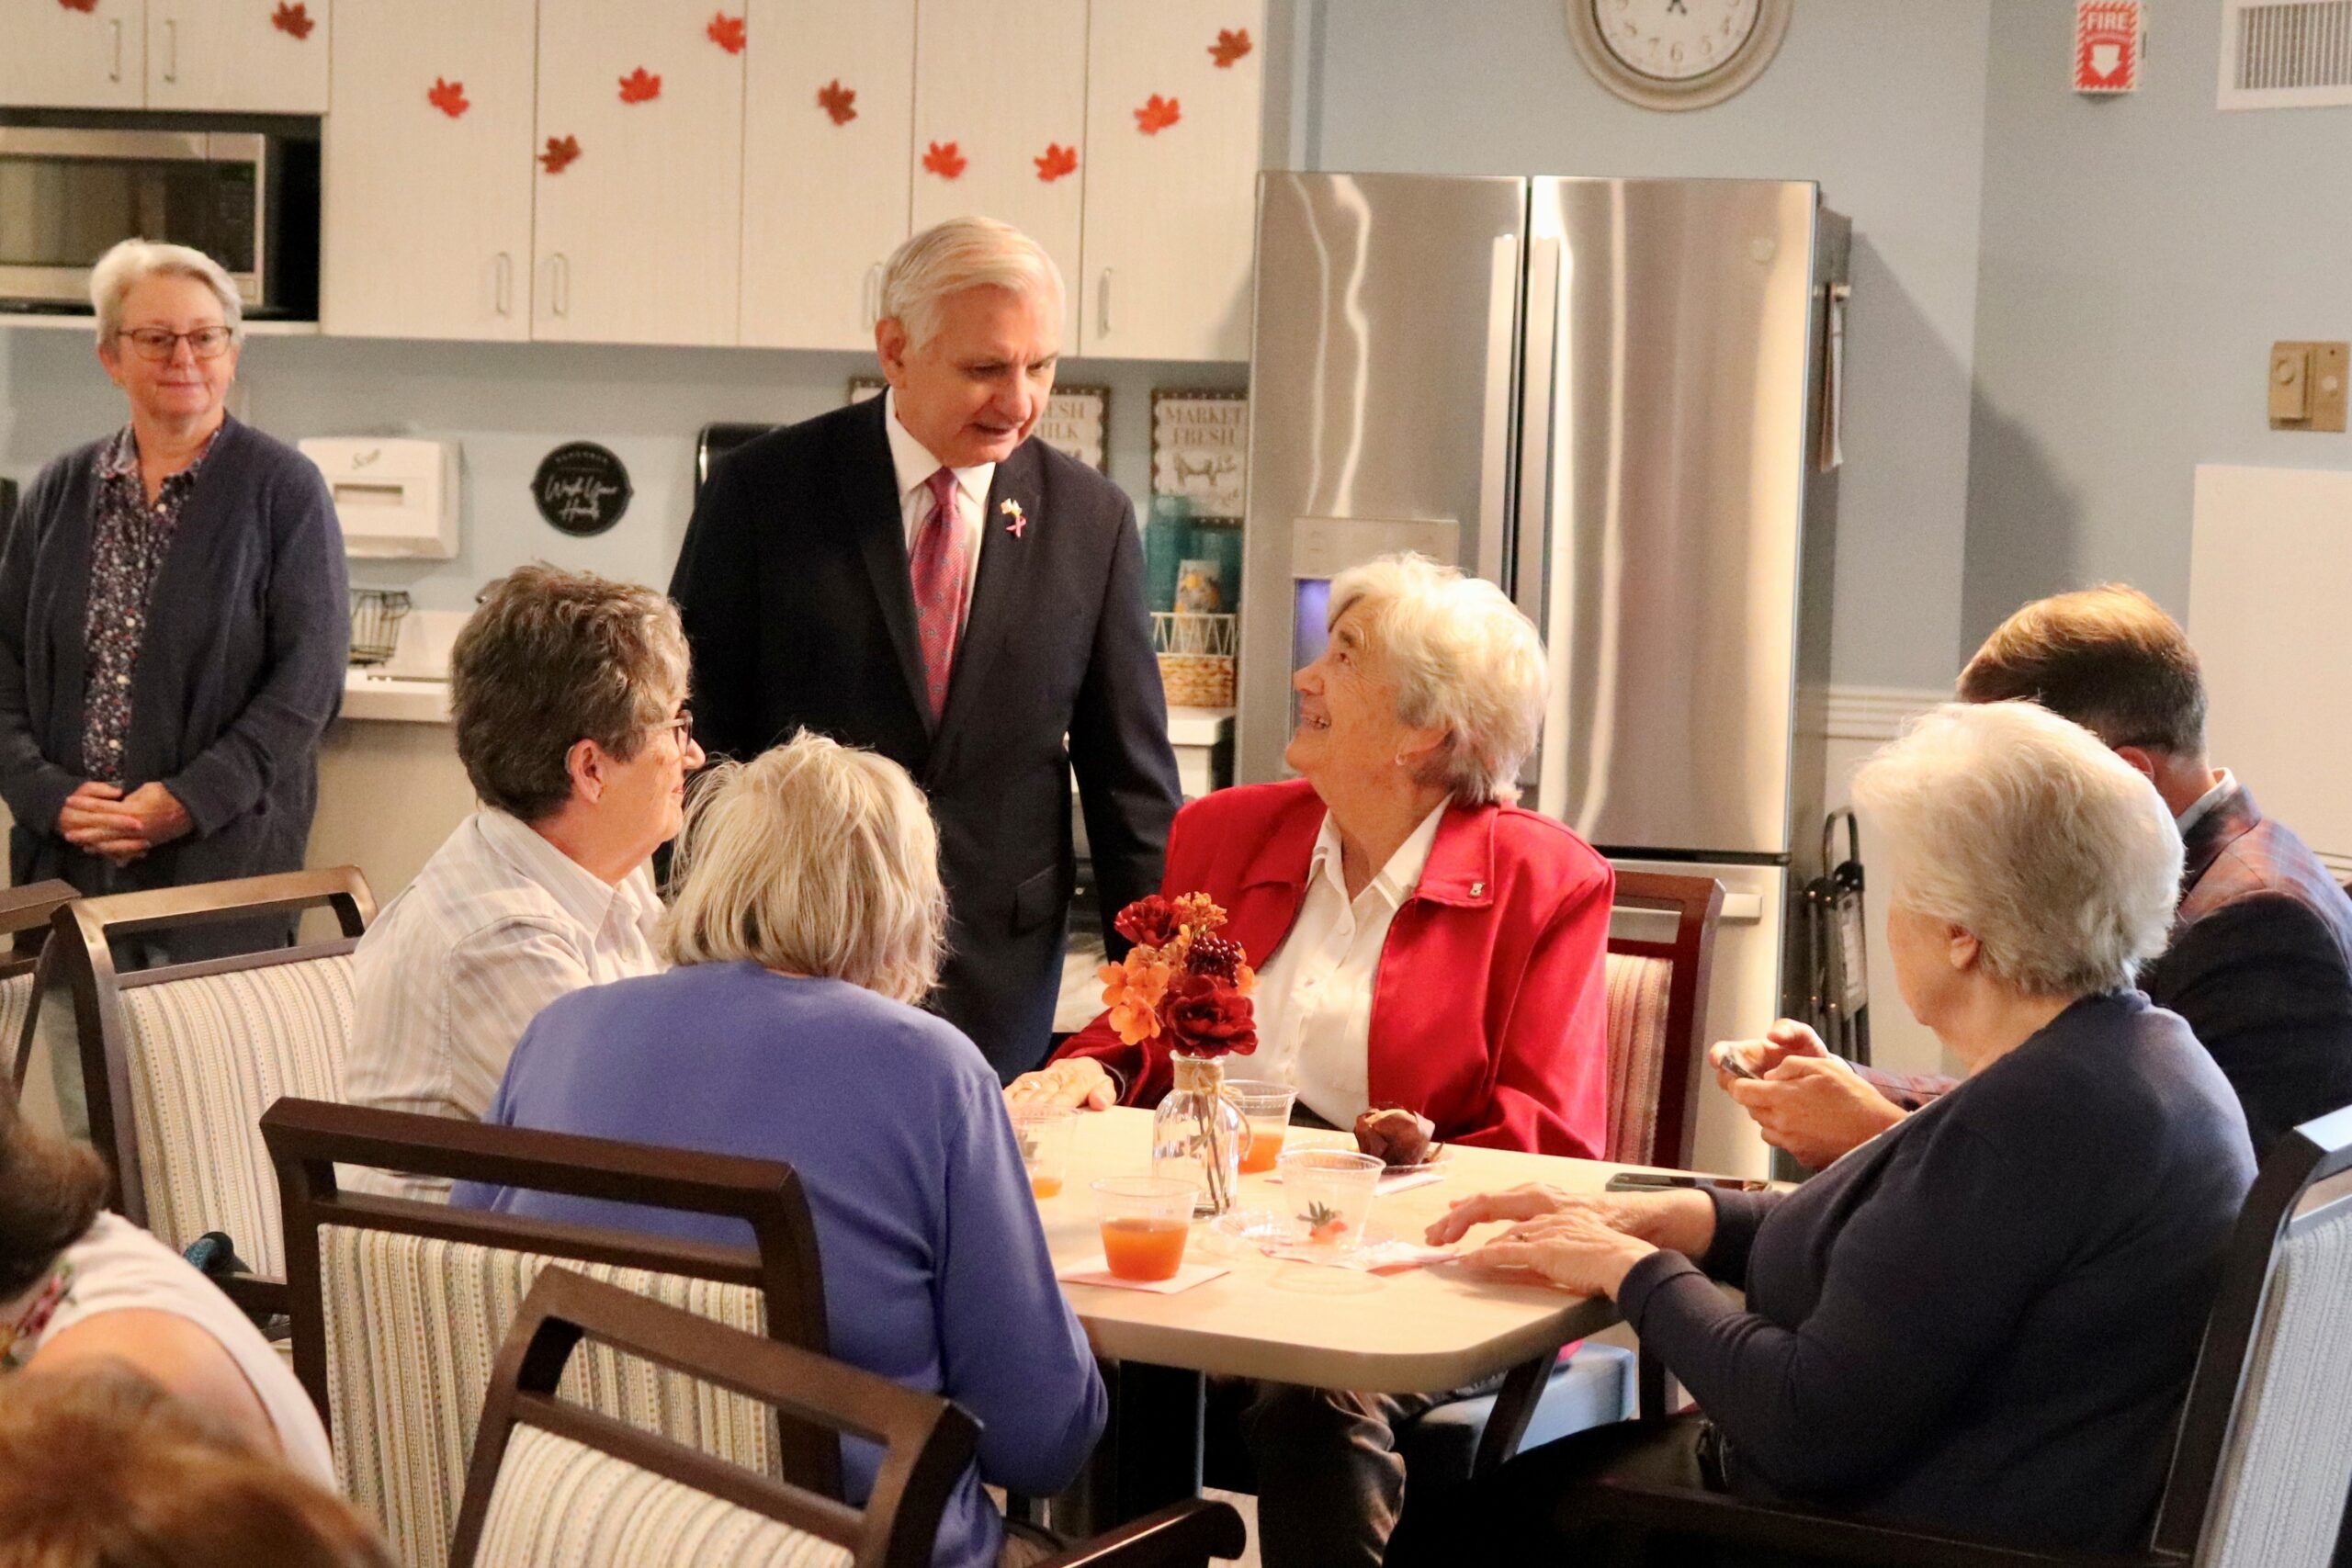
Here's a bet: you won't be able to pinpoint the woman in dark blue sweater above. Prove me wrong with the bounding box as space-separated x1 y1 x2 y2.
1388 701 2257 1563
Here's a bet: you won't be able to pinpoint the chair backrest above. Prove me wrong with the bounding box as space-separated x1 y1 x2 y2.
452 1269 976 1568
54 867 373 1270
1602 872 1724 1168
263 1099 834 1568
1 880 75 1098
2153 1103 2352 1567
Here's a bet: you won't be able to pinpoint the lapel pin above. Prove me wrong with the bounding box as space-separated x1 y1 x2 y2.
1470 881 1485 897
1000 498 1028 538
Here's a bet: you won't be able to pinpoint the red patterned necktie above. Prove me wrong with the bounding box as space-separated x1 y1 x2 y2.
910 467 968 718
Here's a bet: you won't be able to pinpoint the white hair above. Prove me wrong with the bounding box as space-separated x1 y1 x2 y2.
877 216 1064 350
1328 553 1547 805
659 731 947 1006
88 240 243 346
1850 701 2183 998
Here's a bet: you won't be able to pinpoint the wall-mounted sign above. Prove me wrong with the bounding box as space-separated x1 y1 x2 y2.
531 442 632 536
848 377 1109 473
1151 390 1248 519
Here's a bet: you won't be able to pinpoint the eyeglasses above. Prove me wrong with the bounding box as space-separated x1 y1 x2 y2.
649 709 694 748
115 326 236 362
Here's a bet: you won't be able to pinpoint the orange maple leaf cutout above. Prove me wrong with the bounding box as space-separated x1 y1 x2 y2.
922 141 967 180
1035 141 1079 182
56 0 99 14
1209 28 1252 68
817 79 856 125
271 2 314 39
707 12 746 53
617 66 662 104
426 77 469 118
1135 94 1181 134
539 135 582 175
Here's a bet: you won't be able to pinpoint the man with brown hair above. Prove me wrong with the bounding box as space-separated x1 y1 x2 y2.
1727 584 2352 1166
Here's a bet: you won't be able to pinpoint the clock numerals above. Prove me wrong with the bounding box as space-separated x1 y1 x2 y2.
1571 0 1787 107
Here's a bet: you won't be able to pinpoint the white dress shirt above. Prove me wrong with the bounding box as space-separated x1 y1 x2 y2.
1250 801 1449 1129
344 809 666 1200
883 387 992 628
2175 767 2237 836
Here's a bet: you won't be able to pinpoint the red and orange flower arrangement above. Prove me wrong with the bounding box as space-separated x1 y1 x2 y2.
1102 894 1258 1214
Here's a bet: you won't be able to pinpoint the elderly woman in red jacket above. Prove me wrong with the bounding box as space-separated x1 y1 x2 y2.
1010 551 1612 1568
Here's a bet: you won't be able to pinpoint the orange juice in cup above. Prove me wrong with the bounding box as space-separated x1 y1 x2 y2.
1225 1079 1296 1174
1012 1106 1077 1199
1092 1177 1196 1281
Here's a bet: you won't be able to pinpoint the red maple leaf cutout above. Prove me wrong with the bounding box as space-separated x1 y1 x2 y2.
707 12 745 54
922 141 967 180
1135 94 1181 134
426 77 469 118
271 2 314 39
56 0 99 14
1209 28 1252 68
538 135 581 175
617 66 662 104
1035 141 1079 182
817 78 857 125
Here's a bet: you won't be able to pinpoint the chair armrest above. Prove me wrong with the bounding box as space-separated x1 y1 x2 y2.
1033 1501 1247 1568
214 1273 289 1322
1573 1478 2182 1568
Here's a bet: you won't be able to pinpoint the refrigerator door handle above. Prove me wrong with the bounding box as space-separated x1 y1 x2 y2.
1476 234 1519 585
1516 235 1568 815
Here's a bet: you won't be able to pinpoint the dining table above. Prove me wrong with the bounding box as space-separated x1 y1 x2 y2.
1034 1105 1649 1524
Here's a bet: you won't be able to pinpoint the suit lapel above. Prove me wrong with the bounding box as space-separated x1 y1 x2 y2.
847 399 936 737
932 440 1044 760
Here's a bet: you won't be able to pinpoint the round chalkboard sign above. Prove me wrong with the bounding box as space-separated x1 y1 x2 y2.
531 442 632 537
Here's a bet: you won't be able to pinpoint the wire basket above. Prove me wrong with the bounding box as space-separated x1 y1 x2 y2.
348 589 413 667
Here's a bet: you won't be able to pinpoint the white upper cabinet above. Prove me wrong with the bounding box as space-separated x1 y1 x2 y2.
1080 0 1262 361
910 0 1088 351
532 0 744 345
147 0 331 114
739 0 914 351
322 0 535 341
0 0 145 109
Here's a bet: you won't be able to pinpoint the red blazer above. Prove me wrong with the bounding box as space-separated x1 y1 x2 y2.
1052 778 1612 1157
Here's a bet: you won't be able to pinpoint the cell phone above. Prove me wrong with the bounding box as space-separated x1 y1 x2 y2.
1710 1041 1762 1080
1604 1172 1771 1193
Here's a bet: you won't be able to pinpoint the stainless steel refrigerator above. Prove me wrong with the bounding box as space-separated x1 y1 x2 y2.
1237 173 1849 1177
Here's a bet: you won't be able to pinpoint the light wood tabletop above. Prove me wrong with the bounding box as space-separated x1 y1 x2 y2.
1036 1106 1625 1393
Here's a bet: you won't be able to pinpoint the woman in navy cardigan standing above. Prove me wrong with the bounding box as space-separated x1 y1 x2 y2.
0 240 347 964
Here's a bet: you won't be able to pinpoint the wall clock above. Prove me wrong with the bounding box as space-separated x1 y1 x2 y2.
1566 0 1792 111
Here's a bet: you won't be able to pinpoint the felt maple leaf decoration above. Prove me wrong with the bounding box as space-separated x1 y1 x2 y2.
707 12 745 54
426 77 469 118
538 135 582 175
1209 28 1252 68
1035 141 1079 182
617 66 662 104
57 0 99 15
817 78 856 125
922 141 966 179
1135 94 1181 134
272 2 314 39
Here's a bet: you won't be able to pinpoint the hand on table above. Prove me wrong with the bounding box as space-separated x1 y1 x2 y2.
1711 1016 1830 1090
1453 1206 1658 1299
58 781 148 867
1427 1183 1715 1257
1728 1055 1905 1170
1006 1056 1115 1112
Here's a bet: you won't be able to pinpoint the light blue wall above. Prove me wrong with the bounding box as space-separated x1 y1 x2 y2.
1962 0 2352 646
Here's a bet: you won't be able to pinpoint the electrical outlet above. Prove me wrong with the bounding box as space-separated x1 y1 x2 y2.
2271 341 2347 432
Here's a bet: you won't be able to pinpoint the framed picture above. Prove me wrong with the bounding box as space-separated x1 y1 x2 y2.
1151 390 1248 520
846 377 1109 474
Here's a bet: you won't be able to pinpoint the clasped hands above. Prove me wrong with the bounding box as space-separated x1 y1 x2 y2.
1713 1018 1906 1170
58 779 193 868
1425 1182 1717 1299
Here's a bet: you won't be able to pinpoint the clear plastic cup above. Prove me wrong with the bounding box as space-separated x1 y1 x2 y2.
1012 1106 1078 1200
1225 1078 1296 1174
1276 1148 1383 1251
1092 1176 1197 1281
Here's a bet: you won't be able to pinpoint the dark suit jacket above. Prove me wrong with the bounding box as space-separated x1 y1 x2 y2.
668 397 1181 1079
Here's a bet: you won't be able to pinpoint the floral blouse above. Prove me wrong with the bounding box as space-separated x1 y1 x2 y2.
80 425 215 784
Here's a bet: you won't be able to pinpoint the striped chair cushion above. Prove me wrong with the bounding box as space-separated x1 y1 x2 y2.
2199 1206 2352 1568
120 955 353 1271
1603 951 1674 1166
0 970 34 1083
473 1425 849 1568
321 1226 775 1568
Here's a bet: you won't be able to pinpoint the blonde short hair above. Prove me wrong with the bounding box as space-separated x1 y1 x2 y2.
1850 702 2182 998
660 732 947 1005
1328 553 1547 805
89 239 243 346
877 216 1064 350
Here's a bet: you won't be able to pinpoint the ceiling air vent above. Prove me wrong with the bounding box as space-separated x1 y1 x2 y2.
2220 0 2352 107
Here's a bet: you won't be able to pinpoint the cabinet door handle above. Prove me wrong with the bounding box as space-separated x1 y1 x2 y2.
864 263 881 327
107 18 122 82
551 254 569 317
494 253 513 316
1097 267 1113 338
163 17 177 84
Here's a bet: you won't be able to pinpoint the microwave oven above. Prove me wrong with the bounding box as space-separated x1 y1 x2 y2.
0 125 318 316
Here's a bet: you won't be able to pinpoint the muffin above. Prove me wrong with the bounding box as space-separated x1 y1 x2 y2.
1353 1108 1437 1168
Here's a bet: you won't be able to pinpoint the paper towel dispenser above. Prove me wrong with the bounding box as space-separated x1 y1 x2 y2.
299 437 460 559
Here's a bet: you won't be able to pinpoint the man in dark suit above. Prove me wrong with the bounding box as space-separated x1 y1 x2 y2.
1722 584 2352 1166
668 216 1181 1080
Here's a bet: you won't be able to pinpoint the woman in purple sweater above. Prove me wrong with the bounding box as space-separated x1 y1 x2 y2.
450 732 1103 1568
1388 702 2256 1563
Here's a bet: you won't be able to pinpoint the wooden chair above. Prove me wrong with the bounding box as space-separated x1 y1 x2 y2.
262 1098 832 1568
2 879 77 1100
1398 871 1724 1485
52 866 372 1314
452 1269 1247 1568
1560 1103 2352 1568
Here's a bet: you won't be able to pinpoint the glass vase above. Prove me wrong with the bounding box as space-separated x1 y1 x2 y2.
1152 1053 1250 1218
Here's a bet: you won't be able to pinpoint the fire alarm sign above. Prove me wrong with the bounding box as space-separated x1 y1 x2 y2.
2075 1 2143 94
